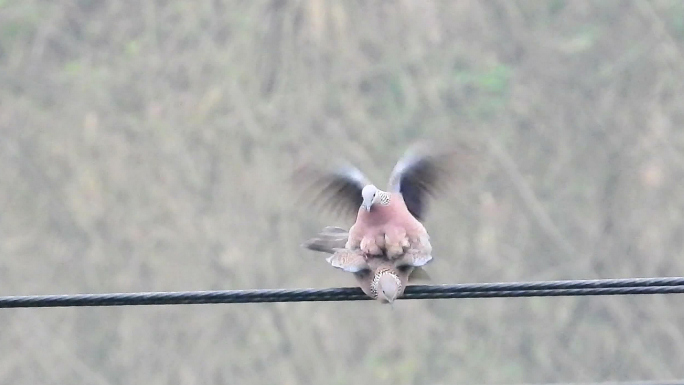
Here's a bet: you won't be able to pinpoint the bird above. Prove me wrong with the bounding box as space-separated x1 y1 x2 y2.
301 226 432 303
294 141 466 261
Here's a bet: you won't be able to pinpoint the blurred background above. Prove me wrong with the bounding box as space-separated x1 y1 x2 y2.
1 0 684 384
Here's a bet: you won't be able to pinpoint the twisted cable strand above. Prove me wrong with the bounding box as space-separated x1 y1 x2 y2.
1 276 683 308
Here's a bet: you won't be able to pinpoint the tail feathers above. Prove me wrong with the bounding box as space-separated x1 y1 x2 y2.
320 226 348 235
301 239 339 254
301 227 350 254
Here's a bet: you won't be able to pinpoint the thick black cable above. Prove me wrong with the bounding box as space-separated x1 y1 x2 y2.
406 276 684 292
1 277 683 308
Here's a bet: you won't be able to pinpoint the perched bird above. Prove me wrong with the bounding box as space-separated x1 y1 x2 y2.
302 226 431 303
295 142 465 260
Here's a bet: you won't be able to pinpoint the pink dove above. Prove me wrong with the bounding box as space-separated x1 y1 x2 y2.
296 142 463 260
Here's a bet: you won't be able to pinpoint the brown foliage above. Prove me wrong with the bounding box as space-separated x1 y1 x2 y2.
1 0 684 383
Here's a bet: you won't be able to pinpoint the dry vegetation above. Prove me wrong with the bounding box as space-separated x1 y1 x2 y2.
1 0 684 384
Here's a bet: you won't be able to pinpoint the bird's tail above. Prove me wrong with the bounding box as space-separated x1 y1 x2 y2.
301 226 349 254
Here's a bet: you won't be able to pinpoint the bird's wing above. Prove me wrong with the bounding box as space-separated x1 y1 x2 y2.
387 142 466 221
403 249 433 267
326 249 370 273
292 162 371 221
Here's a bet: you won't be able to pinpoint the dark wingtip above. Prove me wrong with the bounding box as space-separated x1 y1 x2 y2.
394 138 487 221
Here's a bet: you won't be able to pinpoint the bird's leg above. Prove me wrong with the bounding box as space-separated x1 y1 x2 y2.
374 233 386 250
360 236 383 256
384 227 408 259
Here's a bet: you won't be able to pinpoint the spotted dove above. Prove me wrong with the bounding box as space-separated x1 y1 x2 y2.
296 142 463 260
302 226 431 303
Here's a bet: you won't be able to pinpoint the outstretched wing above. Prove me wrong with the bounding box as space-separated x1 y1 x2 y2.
387 142 464 221
292 162 371 220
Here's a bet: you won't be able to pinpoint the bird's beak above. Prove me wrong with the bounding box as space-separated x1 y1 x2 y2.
380 290 397 304
361 201 372 211
378 275 399 304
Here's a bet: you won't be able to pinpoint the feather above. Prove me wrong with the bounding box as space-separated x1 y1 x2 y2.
388 142 468 221
292 163 370 221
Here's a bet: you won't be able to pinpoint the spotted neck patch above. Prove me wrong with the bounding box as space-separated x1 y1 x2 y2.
370 269 401 299
376 191 391 206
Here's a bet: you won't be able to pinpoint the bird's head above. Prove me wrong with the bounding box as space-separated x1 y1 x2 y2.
361 184 390 212
348 255 431 304
361 184 377 211
373 270 403 304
